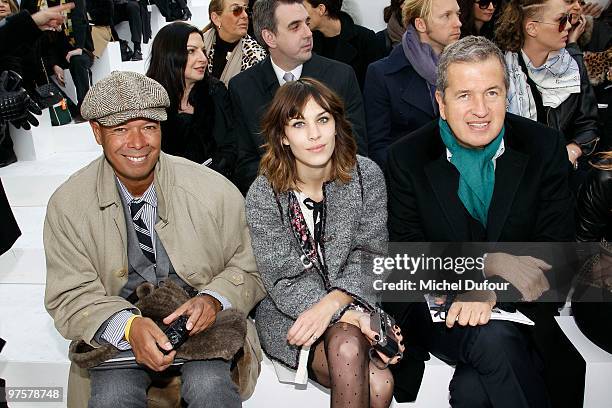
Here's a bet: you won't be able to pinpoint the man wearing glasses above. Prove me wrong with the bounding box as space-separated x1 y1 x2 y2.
228 0 367 195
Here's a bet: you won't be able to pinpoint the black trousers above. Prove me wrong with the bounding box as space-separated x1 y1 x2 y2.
68 53 93 109
430 320 551 408
113 0 142 44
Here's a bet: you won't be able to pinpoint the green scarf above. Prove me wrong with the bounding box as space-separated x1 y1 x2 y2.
438 118 505 227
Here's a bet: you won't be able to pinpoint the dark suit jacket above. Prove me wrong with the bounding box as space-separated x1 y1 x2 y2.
384 113 575 402
228 54 367 194
364 44 436 169
312 11 385 90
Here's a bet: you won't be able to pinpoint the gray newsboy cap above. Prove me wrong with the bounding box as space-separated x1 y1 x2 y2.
81 71 170 126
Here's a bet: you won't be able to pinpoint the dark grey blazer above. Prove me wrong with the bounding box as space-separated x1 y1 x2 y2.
245 156 387 368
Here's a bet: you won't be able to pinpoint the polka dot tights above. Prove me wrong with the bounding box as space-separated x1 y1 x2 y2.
308 322 394 408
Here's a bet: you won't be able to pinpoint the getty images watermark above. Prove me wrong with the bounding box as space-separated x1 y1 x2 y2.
371 253 511 292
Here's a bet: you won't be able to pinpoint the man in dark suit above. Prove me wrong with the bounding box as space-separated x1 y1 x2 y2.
364 0 462 169
228 0 366 194
386 36 582 407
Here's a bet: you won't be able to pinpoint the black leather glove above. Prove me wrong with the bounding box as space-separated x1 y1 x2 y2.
0 71 42 130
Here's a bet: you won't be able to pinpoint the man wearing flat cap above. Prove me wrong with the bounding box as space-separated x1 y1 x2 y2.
43 71 266 407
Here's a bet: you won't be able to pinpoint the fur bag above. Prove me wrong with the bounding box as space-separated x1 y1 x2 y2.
68 281 247 369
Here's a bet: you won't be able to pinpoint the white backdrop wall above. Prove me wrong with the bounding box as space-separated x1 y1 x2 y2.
343 0 388 32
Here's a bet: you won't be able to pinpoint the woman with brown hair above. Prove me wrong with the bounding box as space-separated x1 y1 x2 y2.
246 78 404 408
202 0 266 85
495 0 599 187
378 0 407 55
458 0 501 38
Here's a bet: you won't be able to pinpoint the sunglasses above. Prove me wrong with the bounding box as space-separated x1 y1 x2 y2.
532 12 571 32
228 4 249 17
475 0 498 9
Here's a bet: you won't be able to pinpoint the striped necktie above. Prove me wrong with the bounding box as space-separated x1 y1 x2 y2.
130 201 155 264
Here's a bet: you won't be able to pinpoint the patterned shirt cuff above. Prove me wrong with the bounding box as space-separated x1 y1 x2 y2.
100 309 135 351
198 290 232 310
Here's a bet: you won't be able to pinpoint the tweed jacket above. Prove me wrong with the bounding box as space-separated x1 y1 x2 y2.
43 152 266 404
245 156 387 368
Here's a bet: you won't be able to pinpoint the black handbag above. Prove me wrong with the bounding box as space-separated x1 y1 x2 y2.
35 60 72 126
34 82 64 108
34 59 64 108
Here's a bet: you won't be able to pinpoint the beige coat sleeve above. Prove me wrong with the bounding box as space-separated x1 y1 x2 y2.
43 200 133 346
202 186 266 314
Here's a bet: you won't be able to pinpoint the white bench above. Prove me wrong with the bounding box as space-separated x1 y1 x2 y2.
556 316 612 408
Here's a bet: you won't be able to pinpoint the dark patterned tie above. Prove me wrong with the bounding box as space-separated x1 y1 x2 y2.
130 201 155 264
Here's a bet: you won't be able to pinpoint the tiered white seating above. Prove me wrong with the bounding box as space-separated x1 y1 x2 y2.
3 2 611 407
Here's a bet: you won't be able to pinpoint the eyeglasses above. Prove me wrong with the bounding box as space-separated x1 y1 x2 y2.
475 0 498 9
532 12 571 32
228 4 248 17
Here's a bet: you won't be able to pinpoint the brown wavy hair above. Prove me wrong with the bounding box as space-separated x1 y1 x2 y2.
495 0 548 52
259 78 357 194
591 152 612 171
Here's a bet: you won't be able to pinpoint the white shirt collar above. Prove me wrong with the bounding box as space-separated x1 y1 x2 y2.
270 57 303 86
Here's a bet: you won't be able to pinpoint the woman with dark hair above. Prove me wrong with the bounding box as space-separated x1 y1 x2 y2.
202 0 266 85
495 0 600 188
458 0 500 38
246 78 404 408
147 22 235 179
380 0 407 52
303 0 384 89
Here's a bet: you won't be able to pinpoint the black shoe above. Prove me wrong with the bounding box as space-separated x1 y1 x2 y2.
131 49 143 61
0 151 17 168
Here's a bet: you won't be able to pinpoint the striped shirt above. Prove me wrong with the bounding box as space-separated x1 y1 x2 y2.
100 178 231 350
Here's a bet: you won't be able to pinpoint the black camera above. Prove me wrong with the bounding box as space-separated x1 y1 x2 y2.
160 315 190 354
370 309 402 359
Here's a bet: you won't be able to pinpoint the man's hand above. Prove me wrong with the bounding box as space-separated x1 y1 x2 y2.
445 290 496 328
128 317 176 371
163 294 221 336
52 65 65 86
485 252 551 301
31 3 74 31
